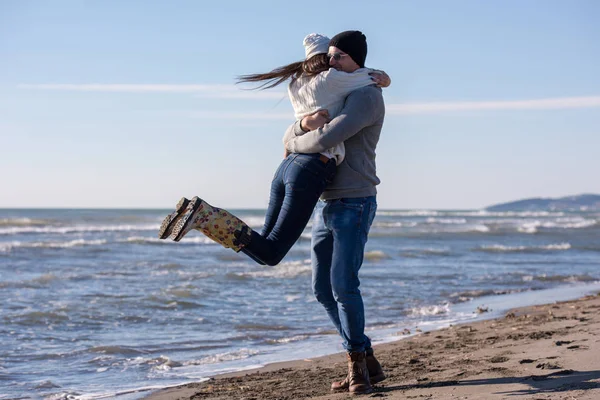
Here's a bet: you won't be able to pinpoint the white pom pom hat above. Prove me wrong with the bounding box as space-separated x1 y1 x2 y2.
303 33 330 60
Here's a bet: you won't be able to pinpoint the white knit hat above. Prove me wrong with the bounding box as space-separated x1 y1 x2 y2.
303 33 330 60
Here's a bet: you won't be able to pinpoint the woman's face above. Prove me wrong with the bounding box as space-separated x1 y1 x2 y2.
327 46 360 73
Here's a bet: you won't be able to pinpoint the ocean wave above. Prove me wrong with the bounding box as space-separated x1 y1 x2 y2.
9 311 70 326
364 250 391 261
264 335 309 345
33 380 62 389
370 224 490 235
372 221 418 228
0 223 158 235
377 210 439 217
0 239 107 252
285 294 303 302
234 323 295 331
235 259 312 279
0 235 220 251
121 355 182 371
475 243 571 253
521 274 597 283
122 236 214 245
183 348 260 366
238 216 267 229
400 248 453 258
376 210 566 217
0 273 61 289
517 218 597 234
425 218 467 224
449 289 523 303
408 303 450 317
89 345 148 356
540 219 597 229
437 225 490 233
0 217 51 227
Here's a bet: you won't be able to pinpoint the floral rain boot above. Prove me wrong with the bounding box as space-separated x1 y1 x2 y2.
158 197 191 239
170 196 252 252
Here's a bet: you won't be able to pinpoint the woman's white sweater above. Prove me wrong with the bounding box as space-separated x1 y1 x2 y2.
285 68 374 165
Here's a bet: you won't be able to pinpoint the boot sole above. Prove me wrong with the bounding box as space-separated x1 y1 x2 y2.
332 374 386 392
350 386 373 395
158 197 190 239
370 373 386 384
171 196 204 242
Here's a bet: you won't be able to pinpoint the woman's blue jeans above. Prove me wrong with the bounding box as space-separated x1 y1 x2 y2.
241 153 336 266
311 196 377 353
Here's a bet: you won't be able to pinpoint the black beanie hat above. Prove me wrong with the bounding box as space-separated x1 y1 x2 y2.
329 30 367 68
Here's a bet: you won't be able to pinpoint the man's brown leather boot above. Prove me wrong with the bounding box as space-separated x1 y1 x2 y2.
366 347 386 384
331 348 385 392
331 351 372 394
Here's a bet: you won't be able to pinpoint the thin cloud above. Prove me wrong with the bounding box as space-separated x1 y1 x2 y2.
387 96 600 114
193 91 287 100
18 83 287 100
189 111 291 120
18 84 600 114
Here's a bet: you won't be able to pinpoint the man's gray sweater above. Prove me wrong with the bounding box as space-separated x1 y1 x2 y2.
284 85 385 200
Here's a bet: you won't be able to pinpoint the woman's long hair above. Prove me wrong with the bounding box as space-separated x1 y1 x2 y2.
237 53 329 90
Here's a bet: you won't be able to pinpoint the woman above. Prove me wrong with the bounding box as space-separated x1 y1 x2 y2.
159 33 389 265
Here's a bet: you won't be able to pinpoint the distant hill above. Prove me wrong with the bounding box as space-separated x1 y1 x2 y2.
486 194 600 212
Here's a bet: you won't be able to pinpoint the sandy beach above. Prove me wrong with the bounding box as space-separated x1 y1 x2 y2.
146 293 600 400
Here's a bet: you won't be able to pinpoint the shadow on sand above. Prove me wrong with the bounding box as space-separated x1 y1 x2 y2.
376 369 600 396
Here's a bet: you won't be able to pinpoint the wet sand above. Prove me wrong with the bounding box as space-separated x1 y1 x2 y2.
146 293 600 399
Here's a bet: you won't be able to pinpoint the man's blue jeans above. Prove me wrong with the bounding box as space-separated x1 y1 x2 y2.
241 153 336 266
311 196 377 352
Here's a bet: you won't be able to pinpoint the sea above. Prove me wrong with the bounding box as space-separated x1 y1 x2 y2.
1 207 599 399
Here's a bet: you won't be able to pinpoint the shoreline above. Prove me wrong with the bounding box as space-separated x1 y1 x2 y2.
145 291 600 399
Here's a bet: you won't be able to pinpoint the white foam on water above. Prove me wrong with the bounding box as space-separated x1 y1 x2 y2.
265 335 309 345
183 348 260 366
477 242 571 253
122 236 214 245
238 259 312 279
377 210 567 218
521 274 596 283
0 224 158 235
426 217 467 224
0 239 108 252
0 217 50 227
373 221 417 228
541 219 597 229
377 210 439 217
408 303 450 317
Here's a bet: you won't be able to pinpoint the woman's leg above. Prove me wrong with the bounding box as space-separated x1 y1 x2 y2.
242 154 336 266
260 158 288 238
240 158 288 265
167 154 334 266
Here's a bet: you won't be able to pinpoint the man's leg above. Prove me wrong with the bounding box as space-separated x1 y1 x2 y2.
325 196 377 394
310 200 343 336
326 196 377 352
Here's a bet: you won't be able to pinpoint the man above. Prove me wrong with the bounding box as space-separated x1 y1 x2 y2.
284 30 386 395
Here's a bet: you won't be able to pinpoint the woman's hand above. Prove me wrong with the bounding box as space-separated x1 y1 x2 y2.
370 70 391 88
300 110 330 132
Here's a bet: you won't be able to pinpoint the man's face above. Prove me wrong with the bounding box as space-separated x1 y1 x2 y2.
328 46 360 72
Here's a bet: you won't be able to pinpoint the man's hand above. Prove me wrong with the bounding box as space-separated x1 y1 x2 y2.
300 110 330 132
369 70 391 88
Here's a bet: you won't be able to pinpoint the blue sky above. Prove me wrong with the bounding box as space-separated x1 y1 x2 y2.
1 0 599 209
